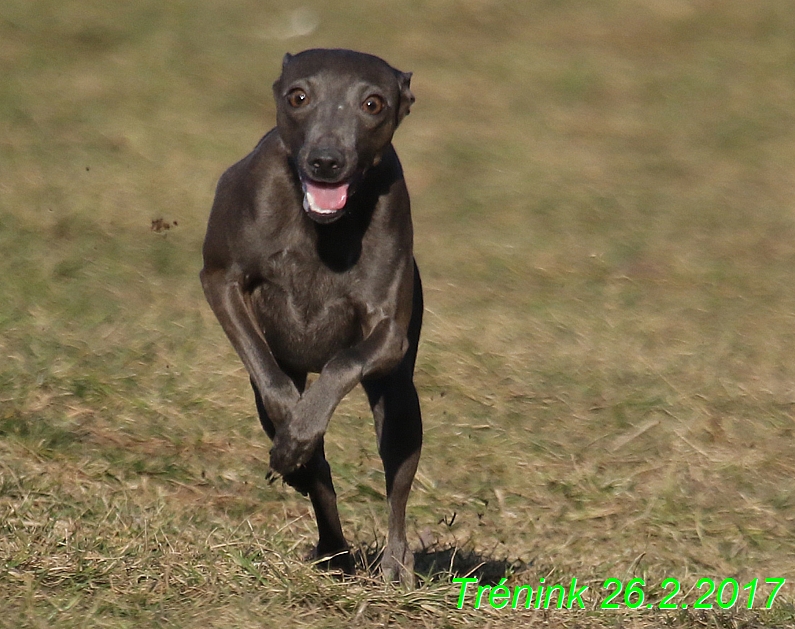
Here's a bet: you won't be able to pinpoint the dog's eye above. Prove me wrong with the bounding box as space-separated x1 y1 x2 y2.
362 95 385 115
287 88 308 108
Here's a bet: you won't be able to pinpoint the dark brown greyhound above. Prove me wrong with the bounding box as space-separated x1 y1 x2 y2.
200 49 422 586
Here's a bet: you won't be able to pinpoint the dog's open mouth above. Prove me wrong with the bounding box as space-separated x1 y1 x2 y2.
302 179 349 221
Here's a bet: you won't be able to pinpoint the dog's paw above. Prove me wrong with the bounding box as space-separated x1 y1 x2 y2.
381 540 415 588
308 544 355 576
269 429 322 475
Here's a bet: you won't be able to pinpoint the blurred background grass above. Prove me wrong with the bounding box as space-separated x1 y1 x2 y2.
2 0 795 627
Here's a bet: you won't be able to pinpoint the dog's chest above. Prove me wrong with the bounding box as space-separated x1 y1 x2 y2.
250 249 361 372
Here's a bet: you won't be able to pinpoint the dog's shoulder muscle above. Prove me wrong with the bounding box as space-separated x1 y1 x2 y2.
203 130 299 273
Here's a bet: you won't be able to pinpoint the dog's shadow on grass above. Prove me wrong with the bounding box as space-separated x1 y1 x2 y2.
353 542 526 585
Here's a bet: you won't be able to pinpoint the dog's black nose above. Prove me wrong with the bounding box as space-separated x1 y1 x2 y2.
307 148 346 180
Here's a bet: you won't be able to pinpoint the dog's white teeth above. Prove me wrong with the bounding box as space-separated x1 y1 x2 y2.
304 192 336 214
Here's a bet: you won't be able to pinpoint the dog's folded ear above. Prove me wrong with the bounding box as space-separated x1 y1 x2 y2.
396 71 415 126
272 53 294 97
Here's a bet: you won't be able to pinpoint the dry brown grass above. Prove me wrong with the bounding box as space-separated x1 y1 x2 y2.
2 0 795 627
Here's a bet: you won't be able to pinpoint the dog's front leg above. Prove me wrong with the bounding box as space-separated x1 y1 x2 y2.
269 317 409 473
200 269 301 429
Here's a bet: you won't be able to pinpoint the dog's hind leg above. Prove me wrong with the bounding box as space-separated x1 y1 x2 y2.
252 378 353 574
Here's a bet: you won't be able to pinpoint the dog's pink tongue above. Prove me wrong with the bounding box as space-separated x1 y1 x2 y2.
305 181 348 212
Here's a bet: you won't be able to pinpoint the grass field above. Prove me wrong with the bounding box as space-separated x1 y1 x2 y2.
2 0 795 627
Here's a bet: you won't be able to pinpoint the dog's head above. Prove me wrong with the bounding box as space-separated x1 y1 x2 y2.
273 48 414 223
